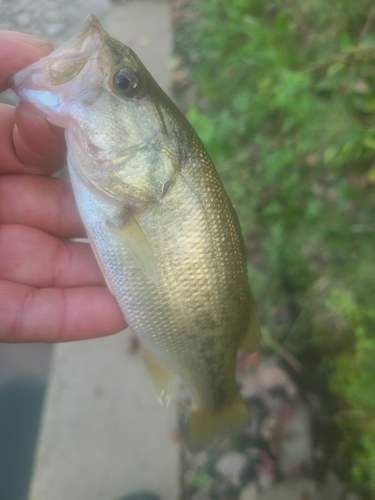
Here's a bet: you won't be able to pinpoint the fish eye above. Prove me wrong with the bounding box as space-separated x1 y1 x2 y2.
113 69 143 98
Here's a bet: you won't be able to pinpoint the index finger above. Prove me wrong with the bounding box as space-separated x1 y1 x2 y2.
0 31 67 174
0 31 52 92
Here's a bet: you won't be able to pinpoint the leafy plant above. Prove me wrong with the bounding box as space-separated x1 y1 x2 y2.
179 0 375 494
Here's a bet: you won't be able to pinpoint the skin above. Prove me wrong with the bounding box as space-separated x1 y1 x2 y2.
0 31 126 342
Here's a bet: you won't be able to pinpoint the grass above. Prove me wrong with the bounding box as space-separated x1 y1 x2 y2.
176 0 375 495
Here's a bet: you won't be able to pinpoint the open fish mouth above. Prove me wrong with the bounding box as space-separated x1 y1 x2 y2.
9 15 110 126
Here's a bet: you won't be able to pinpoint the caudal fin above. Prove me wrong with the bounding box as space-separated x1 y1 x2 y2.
185 393 250 452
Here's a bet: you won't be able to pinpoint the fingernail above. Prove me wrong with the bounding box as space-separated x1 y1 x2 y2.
0 30 52 48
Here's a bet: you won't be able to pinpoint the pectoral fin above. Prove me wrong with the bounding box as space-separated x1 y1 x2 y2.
239 302 261 353
108 214 159 285
142 348 175 407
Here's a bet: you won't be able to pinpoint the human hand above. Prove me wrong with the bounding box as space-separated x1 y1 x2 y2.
0 31 127 342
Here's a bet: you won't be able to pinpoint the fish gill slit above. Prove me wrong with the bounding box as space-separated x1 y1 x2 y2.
153 98 169 135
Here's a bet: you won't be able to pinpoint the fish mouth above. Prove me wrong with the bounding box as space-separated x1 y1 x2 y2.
9 15 111 126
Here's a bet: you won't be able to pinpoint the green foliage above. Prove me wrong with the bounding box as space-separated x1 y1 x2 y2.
191 470 211 489
182 0 375 494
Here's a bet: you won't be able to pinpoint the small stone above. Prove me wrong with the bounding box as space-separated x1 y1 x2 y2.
278 400 313 476
257 478 316 500
344 493 361 500
316 472 344 500
352 80 370 94
255 451 276 489
239 482 258 500
215 452 247 487
190 491 211 500
256 363 298 400
239 371 259 399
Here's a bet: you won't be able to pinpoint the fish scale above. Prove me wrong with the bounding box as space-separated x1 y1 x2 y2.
11 14 260 451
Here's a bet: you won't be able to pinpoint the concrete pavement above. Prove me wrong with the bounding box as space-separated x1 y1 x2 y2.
29 329 179 500
0 1 179 499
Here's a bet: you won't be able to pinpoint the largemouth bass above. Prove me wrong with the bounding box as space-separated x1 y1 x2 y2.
11 15 260 451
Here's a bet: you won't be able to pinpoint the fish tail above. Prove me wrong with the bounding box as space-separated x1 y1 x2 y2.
185 392 249 452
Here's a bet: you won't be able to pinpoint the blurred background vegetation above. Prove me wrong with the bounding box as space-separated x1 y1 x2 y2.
175 0 375 496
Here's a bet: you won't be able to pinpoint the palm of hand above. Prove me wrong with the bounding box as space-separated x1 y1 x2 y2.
0 31 126 342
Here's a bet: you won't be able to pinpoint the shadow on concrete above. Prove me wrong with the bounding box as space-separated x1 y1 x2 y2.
0 380 46 500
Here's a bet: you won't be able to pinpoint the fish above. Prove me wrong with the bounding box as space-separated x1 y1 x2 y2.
11 15 260 451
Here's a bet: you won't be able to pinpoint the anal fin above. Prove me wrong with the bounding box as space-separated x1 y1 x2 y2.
142 348 175 407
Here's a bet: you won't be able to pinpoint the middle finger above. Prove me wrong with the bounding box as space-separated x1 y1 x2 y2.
0 224 105 288
0 175 85 238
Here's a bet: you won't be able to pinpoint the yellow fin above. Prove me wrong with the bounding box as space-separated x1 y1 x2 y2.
186 392 250 452
108 214 159 285
142 348 175 407
239 302 261 353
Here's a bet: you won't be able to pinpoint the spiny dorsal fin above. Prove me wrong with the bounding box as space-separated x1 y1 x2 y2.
239 300 261 353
